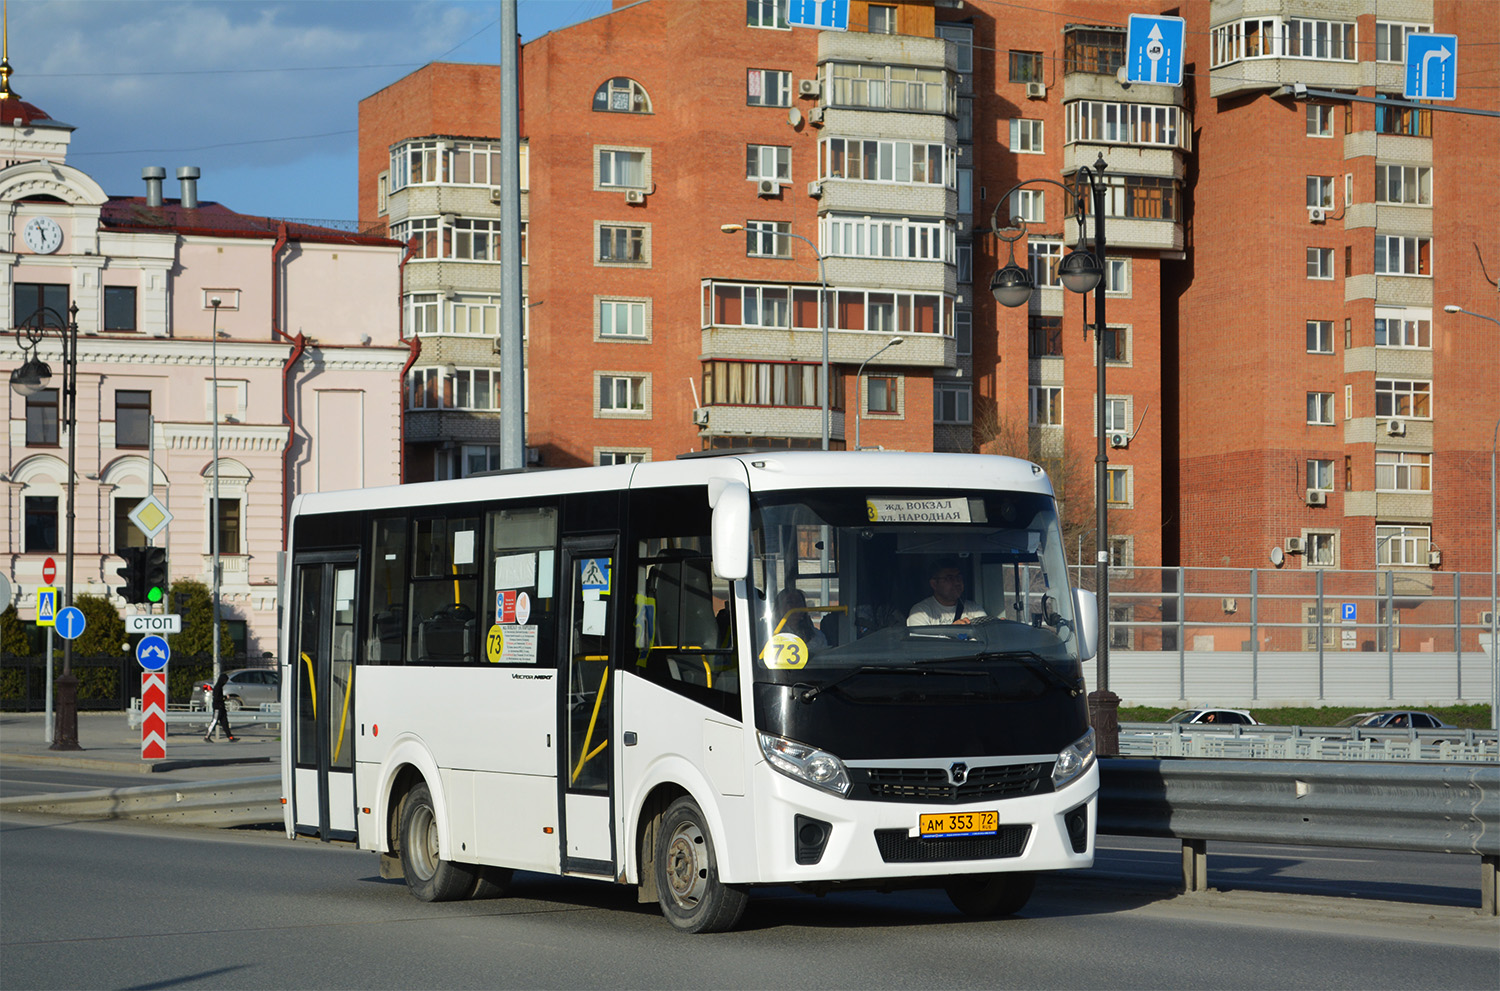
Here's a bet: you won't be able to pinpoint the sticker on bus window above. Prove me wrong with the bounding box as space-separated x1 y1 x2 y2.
495 589 533 625
762 632 809 669
494 552 536 590
866 497 971 524
487 622 539 664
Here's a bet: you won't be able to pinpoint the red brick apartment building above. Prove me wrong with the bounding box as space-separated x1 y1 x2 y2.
357 0 1498 579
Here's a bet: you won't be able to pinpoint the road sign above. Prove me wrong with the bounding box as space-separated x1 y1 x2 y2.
128 494 174 541
127 614 182 635
0 573 10 613
580 558 610 592
1125 14 1185 86
36 586 57 626
136 634 170 672
42 556 56 584
55 606 86 641
1341 602 1357 623
788 0 847 31
1405 34 1456 101
141 671 167 760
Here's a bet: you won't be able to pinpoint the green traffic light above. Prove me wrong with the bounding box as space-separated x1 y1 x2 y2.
147 586 163 604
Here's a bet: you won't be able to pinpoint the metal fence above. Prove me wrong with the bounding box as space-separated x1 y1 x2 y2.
1117 723 1499 762
0 655 271 712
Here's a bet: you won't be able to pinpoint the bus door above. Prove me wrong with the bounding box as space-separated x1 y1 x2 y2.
557 536 618 874
290 554 359 840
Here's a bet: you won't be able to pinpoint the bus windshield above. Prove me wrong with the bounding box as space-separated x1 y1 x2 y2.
748 488 1086 759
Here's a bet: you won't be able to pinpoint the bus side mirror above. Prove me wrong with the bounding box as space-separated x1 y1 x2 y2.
1073 588 1098 661
708 478 750 581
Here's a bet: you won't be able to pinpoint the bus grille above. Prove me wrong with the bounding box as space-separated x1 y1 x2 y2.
850 763 1050 804
873 826 1031 863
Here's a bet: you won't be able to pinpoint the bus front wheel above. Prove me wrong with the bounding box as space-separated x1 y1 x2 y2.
398 781 477 902
944 871 1036 917
654 797 747 933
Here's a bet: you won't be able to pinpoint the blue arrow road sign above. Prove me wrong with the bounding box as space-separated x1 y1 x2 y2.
1126 14 1185 86
1405 34 1456 100
788 0 847 31
55 606 87 641
137 634 171 672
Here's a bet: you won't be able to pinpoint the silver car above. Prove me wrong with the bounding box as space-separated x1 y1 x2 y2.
191 668 280 712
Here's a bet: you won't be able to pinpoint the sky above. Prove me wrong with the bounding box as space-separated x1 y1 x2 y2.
7 0 614 224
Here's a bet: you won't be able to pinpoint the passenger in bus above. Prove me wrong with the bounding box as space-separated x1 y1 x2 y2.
907 558 988 626
774 587 826 648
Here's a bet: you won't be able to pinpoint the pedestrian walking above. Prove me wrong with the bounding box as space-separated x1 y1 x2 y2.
204 672 236 742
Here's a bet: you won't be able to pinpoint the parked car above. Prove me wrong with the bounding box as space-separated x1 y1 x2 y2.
1336 710 1451 730
1166 708 1259 725
191 668 280 712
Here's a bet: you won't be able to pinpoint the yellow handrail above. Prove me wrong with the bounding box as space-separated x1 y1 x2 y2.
332 663 354 764
570 664 610 784
300 652 317 717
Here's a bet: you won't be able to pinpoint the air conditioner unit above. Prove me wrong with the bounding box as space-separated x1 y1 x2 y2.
1284 537 1306 555
624 189 646 205
1025 82 1047 100
691 407 710 427
807 180 823 199
757 178 782 197
489 188 505 203
1307 206 1326 223
807 106 825 125
1109 432 1129 449
1305 488 1327 506
1386 419 1407 436
1481 611 1496 627
798 79 821 97
1427 548 1442 567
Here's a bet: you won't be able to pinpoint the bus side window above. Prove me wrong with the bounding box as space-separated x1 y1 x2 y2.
367 516 406 663
408 516 480 664
485 502 559 666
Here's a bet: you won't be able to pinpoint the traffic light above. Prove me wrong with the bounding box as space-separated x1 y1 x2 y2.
115 547 147 603
142 547 169 605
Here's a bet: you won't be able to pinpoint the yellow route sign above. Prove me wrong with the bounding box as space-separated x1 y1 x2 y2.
486 624 505 663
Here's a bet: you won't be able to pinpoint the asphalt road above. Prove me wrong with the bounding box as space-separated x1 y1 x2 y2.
2 812 1494 991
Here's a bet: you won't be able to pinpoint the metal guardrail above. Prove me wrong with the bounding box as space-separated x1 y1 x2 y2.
1118 723 1499 762
1097 758 1500 914
125 699 282 729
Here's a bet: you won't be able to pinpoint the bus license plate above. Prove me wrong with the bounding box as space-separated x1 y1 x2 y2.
919 810 998 838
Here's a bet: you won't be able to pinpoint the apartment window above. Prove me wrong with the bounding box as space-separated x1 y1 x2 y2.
746 144 791 182
1306 320 1333 354
598 149 647 188
1285 18 1356 60
1307 392 1335 424
451 219 500 261
1105 397 1129 433
1307 459 1334 491
936 24 973 75
703 361 833 409
1109 535 1133 570
599 299 648 340
1106 466 1130 505
745 221 791 258
392 217 440 259
1376 524 1429 566
1375 379 1431 419
593 77 652 113
1066 102 1184 149
747 69 792 107
1345 385 1354 420
453 369 501 410
956 97 973 142
823 214 953 262
455 295 506 337
24 496 58 552
1375 98 1431 137
114 497 147 553
1375 235 1432 276
934 383 971 425
821 137 953 186
1375 164 1432 207
868 4 896 34
599 374 647 413
867 376 898 414
451 141 517 187
1105 258 1130 294
1306 532 1336 567
1029 386 1063 426
103 286 137 332
1009 119 1043 154
1375 451 1431 492
14 283 69 327
597 450 647 466
1029 315 1061 357
957 169 973 215
1011 189 1044 224
115 390 151 448
1064 28 1125 75
599 224 646 264
1009 51 1042 83
211 498 242 555
1094 324 1128 363
1306 247 1334 280
954 309 971 355
1077 175 1178 221
25 389 58 446
461 445 502 477
1306 176 1334 209
1306 104 1332 137
746 0 787 30
1374 308 1430 349
1376 22 1429 63
827 63 951 113
1029 240 1062 288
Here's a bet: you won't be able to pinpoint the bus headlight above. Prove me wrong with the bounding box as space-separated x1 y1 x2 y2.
758 732 851 797
1051 728 1095 790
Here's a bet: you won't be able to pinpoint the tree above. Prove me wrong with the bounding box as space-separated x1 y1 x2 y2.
165 579 234 659
72 593 127 657
1 604 36 657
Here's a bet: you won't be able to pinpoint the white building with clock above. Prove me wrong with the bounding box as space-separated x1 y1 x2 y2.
1 62 409 672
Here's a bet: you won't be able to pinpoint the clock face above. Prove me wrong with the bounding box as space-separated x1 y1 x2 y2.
23 217 63 255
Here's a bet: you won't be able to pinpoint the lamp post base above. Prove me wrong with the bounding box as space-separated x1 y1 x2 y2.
49 673 80 751
1087 688 1121 757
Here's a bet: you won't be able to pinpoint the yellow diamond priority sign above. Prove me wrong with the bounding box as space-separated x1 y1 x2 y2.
128 494 173 541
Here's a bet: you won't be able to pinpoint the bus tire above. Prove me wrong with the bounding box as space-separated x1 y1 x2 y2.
399 781 476 902
468 864 514 900
945 871 1036 917
654 797 747 933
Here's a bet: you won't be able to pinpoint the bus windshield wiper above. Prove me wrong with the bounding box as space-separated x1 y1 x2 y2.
977 651 1084 697
795 665 975 703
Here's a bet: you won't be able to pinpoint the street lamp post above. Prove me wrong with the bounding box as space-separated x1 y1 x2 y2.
210 298 223 698
854 336 903 451
1443 304 1500 731
9 303 82 750
988 153 1120 754
721 224 830 450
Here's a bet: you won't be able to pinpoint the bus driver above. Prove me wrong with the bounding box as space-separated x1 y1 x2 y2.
907 558 988 626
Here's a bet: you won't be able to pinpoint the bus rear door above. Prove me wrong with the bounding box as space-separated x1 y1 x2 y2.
290 555 359 840
558 536 618 875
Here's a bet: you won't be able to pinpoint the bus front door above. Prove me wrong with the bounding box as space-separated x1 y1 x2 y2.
558 537 618 875
290 556 358 840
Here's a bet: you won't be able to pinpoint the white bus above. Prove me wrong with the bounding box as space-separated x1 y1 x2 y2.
280 451 1099 932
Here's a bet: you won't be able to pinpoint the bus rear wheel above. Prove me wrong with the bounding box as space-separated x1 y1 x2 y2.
399 781 477 902
945 872 1036 917
654 797 747 933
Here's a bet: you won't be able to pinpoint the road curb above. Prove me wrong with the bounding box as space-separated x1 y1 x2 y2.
0 774 282 826
0 751 273 774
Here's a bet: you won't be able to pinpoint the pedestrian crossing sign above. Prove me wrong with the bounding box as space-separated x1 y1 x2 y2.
36 586 57 627
580 558 610 592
